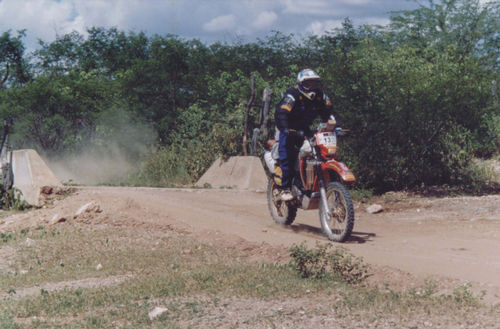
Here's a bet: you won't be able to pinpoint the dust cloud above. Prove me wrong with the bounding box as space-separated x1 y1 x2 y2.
47 145 138 185
45 112 157 186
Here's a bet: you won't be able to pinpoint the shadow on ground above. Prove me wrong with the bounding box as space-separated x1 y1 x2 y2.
288 223 376 244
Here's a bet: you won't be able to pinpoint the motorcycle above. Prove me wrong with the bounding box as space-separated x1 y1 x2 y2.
263 116 355 242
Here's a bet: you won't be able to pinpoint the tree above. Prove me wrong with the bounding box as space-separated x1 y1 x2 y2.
390 0 500 67
0 30 29 89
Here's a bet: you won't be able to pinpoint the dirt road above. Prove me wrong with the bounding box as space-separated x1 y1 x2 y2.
3 186 500 303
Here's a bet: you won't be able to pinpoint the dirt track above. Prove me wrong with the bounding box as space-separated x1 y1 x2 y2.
3 186 500 303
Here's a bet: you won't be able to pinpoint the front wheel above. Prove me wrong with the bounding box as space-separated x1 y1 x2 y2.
319 182 354 242
267 177 297 225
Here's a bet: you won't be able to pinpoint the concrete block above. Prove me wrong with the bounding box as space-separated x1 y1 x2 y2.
196 156 268 191
11 149 61 206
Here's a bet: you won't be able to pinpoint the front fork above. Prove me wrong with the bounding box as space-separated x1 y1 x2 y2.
315 163 331 218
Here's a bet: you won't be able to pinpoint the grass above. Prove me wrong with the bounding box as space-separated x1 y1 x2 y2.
349 188 375 203
0 223 498 328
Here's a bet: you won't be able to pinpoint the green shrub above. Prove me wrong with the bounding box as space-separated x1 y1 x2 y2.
324 42 495 192
456 160 500 194
134 119 244 186
478 112 500 157
349 189 374 203
0 188 29 211
289 242 370 284
289 242 330 280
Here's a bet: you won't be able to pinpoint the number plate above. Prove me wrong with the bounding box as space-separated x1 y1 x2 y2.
317 132 337 147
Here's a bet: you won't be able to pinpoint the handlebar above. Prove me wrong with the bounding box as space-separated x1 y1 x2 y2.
284 126 350 139
335 127 350 136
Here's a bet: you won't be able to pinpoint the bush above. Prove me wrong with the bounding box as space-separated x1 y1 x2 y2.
289 242 370 284
324 43 495 192
0 187 29 211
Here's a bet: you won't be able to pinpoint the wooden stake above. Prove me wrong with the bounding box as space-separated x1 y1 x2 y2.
243 74 256 156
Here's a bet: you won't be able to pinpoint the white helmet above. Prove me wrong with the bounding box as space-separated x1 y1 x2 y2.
297 69 321 100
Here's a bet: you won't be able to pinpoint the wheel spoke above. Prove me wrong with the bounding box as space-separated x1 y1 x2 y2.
326 189 348 235
267 177 297 226
318 182 354 242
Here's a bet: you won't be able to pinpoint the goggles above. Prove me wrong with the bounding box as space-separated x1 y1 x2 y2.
302 79 321 91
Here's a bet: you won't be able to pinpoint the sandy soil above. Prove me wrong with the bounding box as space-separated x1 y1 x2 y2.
2 186 500 305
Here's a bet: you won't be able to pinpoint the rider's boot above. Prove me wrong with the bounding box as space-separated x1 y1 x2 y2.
280 188 294 201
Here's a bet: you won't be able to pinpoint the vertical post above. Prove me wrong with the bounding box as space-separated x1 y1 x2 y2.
260 87 272 140
1 122 13 190
243 74 256 156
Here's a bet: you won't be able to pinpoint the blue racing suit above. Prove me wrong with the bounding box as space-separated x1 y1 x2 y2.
274 86 336 189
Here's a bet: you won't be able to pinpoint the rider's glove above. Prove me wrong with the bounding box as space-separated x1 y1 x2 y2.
335 127 347 136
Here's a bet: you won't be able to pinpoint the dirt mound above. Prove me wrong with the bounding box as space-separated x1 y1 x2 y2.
196 156 268 191
2 185 500 306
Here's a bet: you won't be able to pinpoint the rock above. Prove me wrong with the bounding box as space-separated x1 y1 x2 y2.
25 238 35 247
96 263 103 270
75 201 102 217
49 214 67 225
148 307 168 320
366 204 383 214
40 186 53 195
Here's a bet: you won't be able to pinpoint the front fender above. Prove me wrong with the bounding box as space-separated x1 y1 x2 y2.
321 160 356 182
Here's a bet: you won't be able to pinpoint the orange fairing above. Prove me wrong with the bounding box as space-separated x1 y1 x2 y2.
322 160 356 182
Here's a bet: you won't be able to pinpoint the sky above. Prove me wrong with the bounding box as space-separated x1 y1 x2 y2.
0 0 430 51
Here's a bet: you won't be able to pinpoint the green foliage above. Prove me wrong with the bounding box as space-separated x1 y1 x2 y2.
450 282 485 305
476 111 500 157
0 0 499 191
289 242 331 279
323 37 496 191
0 309 18 329
0 187 29 211
0 30 30 88
289 242 370 284
349 189 374 203
390 0 500 68
0 232 14 243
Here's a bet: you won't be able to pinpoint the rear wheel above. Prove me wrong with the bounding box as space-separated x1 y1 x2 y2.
267 177 297 225
319 182 354 242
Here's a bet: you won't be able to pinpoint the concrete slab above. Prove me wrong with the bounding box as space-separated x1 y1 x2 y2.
11 149 62 206
196 156 268 191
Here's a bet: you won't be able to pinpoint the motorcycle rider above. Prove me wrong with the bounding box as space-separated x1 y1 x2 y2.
275 69 336 201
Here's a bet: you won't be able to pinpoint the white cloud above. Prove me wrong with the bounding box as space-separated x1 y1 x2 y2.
359 17 390 26
281 0 335 15
306 20 344 35
203 14 237 32
0 0 75 40
338 0 372 4
252 11 277 29
0 0 137 50
0 0 420 50
279 0 367 16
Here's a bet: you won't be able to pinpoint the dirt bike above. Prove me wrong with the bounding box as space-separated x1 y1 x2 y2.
263 117 355 242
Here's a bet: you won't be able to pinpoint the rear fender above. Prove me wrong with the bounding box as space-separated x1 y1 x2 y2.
321 160 355 182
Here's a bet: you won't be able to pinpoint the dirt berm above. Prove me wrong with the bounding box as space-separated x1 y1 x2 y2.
196 156 268 191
